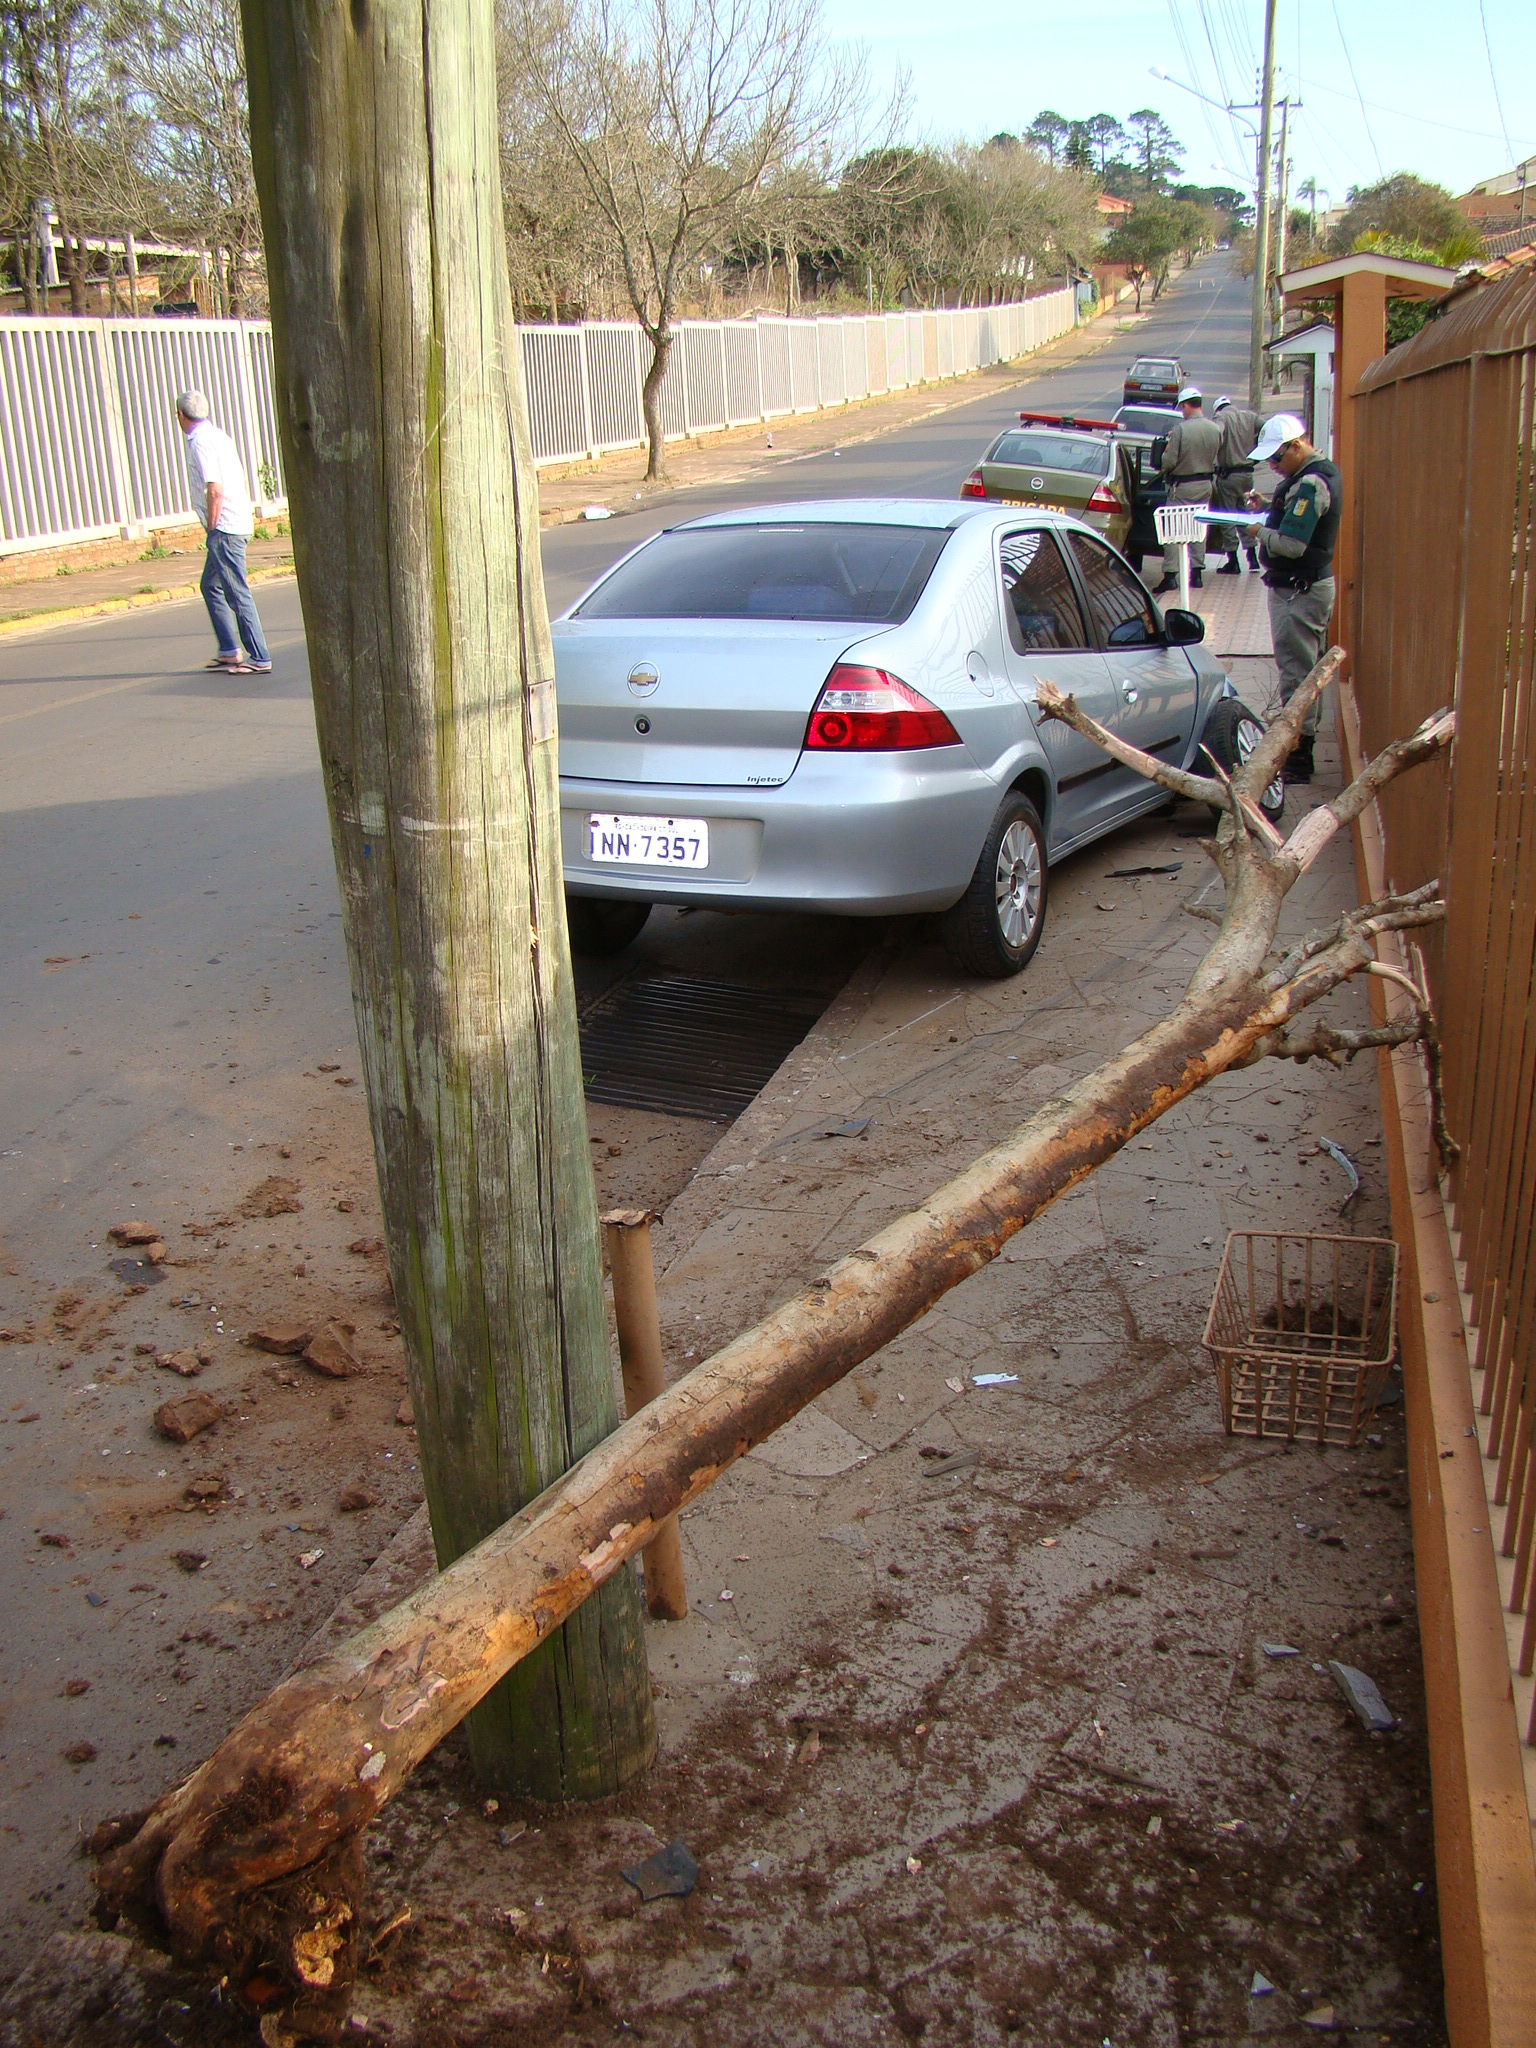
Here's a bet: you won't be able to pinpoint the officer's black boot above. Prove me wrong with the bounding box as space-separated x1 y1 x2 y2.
1245 543 1260 569
1152 574 1178 595
1217 552 1241 574
1283 735 1315 785
1189 567 1204 588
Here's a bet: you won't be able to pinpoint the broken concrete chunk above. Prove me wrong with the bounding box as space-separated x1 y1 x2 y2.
395 1397 414 1428
155 1348 203 1378
347 1236 385 1256
108 1221 161 1246
304 1324 359 1379
245 1320 312 1356
153 1391 221 1444
338 1485 377 1513
1328 1660 1396 1732
173 1550 208 1573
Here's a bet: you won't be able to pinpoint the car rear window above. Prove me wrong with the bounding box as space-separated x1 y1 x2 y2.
1115 406 1180 436
985 431 1111 477
574 523 951 622
1131 360 1177 377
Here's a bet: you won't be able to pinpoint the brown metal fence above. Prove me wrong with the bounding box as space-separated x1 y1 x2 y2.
1353 259 1536 1724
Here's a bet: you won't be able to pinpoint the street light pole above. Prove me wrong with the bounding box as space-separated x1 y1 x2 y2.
1270 95 1292 387
1249 0 1278 408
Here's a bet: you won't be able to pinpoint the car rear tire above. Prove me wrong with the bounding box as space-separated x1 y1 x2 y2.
941 793 1048 980
1198 698 1286 827
566 894 651 957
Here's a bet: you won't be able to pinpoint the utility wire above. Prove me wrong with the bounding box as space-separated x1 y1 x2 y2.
1168 0 1251 187
1329 0 1383 177
1477 0 1516 170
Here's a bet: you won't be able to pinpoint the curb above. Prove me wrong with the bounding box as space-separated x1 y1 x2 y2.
0 560 296 642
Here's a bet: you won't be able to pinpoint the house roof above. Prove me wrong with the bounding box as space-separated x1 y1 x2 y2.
1264 319 1334 355
1279 251 1459 306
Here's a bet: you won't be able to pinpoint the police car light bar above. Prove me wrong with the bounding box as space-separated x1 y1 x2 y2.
1017 410 1119 432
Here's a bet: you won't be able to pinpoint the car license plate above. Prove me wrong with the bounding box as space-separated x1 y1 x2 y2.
587 813 709 869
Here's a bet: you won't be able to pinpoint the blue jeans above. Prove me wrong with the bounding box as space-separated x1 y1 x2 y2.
201 530 270 664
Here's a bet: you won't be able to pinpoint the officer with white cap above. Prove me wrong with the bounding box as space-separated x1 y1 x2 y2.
1246 412 1341 784
1154 386 1221 593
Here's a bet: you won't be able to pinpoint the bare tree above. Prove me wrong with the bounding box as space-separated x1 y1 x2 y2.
512 0 845 478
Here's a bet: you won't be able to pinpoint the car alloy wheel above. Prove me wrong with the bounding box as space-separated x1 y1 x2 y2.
995 819 1043 950
942 791 1050 979
1233 711 1286 818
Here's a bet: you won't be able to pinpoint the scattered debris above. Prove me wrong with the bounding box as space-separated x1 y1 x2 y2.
944 1376 964 1394
396 1397 414 1427
153 1391 221 1443
497 1823 527 1849
920 1448 981 1478
348 1237 385 1256
108 1222 161 1246
1107 862 1184 878
796 1729 821 1766
1261 1642 1300 1659
1301 2006 1337 2030
905 1854 923 1875
155 1348 202 1378
1250 1972 1274 1996
305 1324 360 1379
622 1838 698 1901
1146 1815 1162 1837
1317 1136 1361 1210
239 1176 303 1219
84 1592 107 1608
245 1320 312 1356
299 1548 325 1569
38 1532 69 1549
1329 1660 1397 1732
62 1679 89 1697
183 1476 225 1503
339 1485 378 1513
817 1117 870 1140
973 1372 1018 1386
61 1742 97 1766
173 1550 208 1573
583 504 613 520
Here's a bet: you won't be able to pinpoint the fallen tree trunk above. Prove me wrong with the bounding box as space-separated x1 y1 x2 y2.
94 652 1454 2035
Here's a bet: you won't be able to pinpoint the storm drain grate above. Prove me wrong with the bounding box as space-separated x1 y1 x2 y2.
579 975 826 1122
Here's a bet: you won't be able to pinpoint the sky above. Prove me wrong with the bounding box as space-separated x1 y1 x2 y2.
821 0 1534 206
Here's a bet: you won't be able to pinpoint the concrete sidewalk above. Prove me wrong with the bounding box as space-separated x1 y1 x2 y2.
334 679 1438 2045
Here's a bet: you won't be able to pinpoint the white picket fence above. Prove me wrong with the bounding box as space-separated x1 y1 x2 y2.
0 289 1075 559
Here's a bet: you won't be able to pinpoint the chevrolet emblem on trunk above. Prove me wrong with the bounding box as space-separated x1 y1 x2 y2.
627 662 660 697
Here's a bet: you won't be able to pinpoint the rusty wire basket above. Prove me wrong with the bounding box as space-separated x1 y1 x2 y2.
1202 1231 1400 1448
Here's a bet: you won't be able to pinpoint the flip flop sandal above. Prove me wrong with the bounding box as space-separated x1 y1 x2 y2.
205 655 246 670
210 659 254 674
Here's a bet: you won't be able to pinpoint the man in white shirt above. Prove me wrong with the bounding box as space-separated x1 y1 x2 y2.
176 389 272 674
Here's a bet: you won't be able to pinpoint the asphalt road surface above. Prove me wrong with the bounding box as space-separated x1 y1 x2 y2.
0 254 1256 1950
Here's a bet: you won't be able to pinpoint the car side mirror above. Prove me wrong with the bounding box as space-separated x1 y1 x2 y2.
1162 607 1205 645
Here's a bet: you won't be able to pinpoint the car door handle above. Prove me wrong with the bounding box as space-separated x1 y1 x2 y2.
1122 686 1139 704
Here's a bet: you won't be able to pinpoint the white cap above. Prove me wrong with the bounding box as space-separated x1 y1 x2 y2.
177 388 210 420
1248 412 1308 462
1212 394 1231 412
1177 385 1202 404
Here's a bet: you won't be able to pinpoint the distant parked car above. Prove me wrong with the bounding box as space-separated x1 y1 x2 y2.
553 500 1278 980
1122 356 1185 406
959 412 1134 552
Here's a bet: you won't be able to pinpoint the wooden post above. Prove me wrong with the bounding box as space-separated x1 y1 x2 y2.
237 0 654 1802
603 1210 688 1619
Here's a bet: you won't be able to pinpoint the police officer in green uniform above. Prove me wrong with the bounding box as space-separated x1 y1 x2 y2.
1153 385 1222 594
1246 412 1341 785
1208 395 1262 572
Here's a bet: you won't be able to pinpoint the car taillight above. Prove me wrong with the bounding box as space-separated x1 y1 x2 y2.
805 665 962 752
960 469 988 499
1086 482 1119 512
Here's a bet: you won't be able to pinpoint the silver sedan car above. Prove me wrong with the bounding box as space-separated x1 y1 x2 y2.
554 500 1274 978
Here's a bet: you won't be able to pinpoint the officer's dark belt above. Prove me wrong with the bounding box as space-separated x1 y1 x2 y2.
1168 471 1214 482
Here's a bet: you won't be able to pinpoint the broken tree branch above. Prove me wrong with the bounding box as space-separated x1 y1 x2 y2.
92 676 1458 2041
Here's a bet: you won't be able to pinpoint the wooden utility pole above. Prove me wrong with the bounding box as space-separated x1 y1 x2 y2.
1249 0 1278 408
237 0 654 1801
